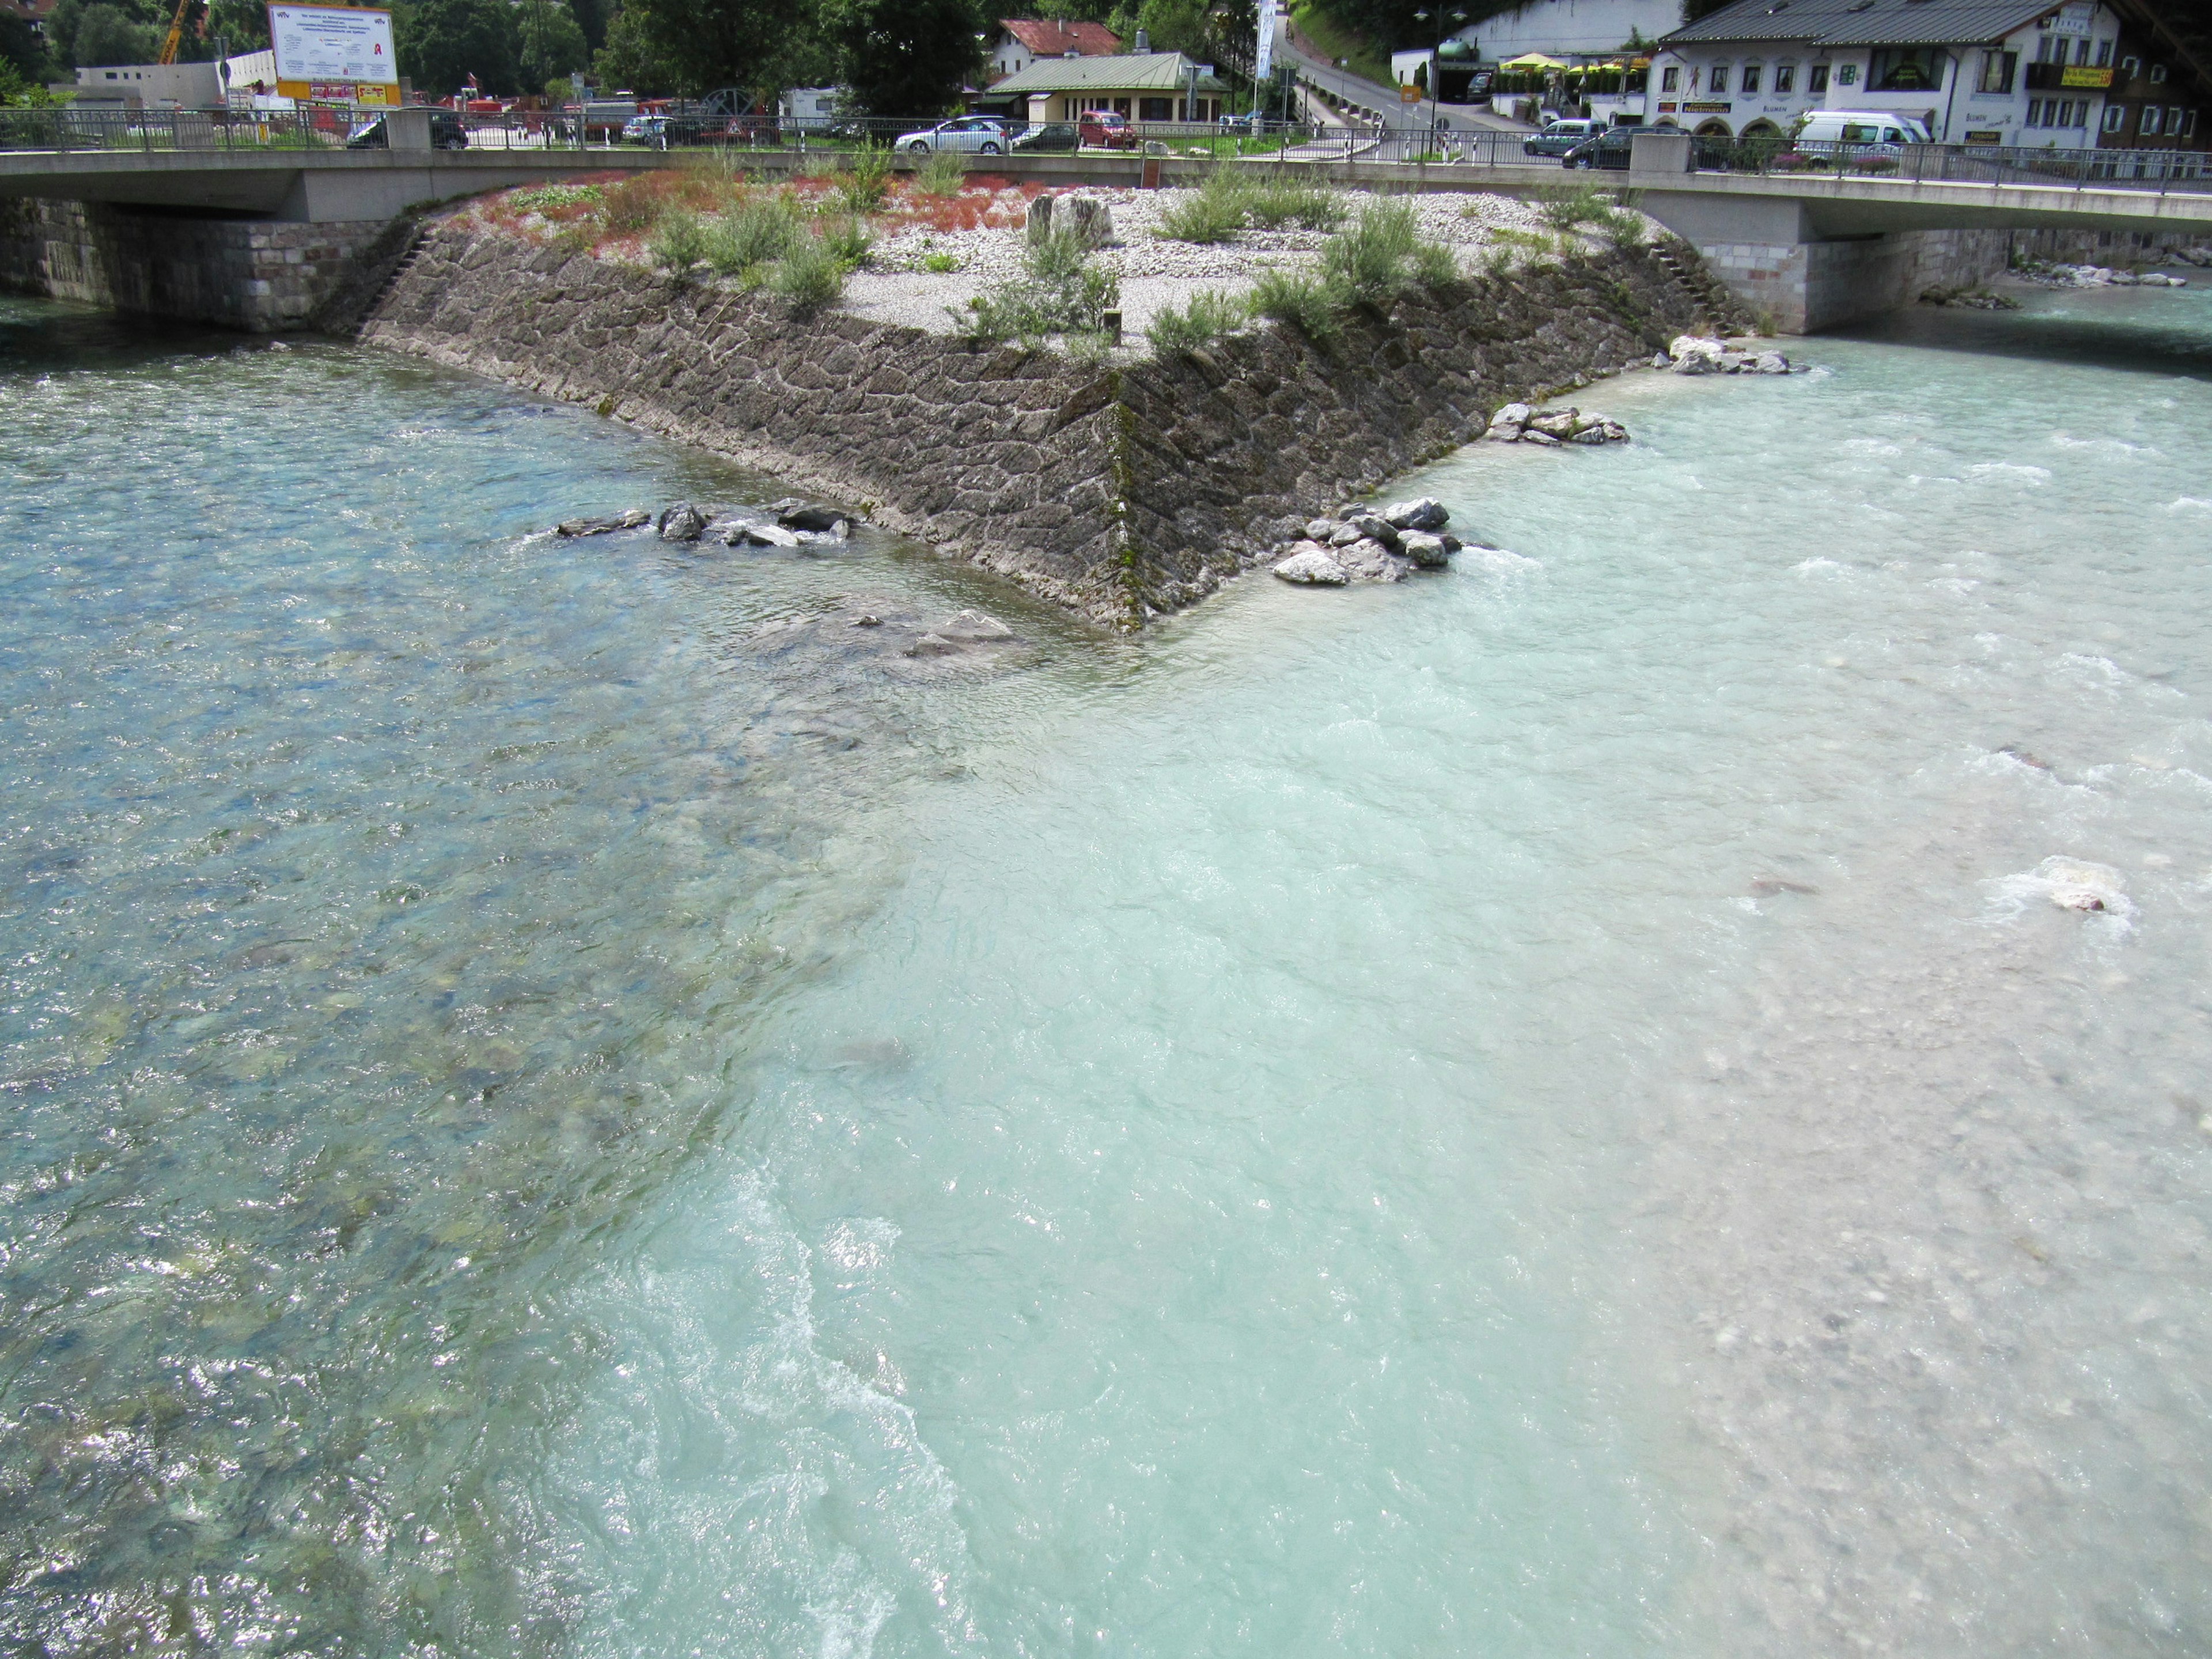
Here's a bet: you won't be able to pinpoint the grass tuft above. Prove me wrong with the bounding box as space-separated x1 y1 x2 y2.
1149 289 1249 358
914 148 968 198
649 210 706 276
1249 268 1339 340
703 195 804 276
768 234 850 311
961 226 1120 348
836 146 895 214
1155 168 1252 243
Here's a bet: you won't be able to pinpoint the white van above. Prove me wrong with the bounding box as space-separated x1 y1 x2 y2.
1793 111 1932 147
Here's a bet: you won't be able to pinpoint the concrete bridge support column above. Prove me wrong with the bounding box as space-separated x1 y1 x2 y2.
1633 191 2013 332
0 198 407 332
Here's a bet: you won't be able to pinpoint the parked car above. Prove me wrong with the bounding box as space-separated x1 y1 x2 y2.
896 116 1009 155
1522 117 1599 158
623 112 714 145
1078 109 1137 149
1791 111 1930 150
1561 126 1635 169
344 111 468 150
1012 121 1080 153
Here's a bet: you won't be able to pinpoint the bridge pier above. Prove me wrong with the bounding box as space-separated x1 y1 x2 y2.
0 197 412 332
1633 192 2012 333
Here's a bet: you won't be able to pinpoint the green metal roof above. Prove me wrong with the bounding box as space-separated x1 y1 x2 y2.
991 50 1228 94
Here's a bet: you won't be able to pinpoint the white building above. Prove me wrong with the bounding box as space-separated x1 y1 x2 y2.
986 18 1122 85
1455 0 1677 62
74 60 221 108
1646 0 2122 146
73 50 286 109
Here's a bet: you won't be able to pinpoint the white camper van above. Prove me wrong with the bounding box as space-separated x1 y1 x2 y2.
1792 111 1933 148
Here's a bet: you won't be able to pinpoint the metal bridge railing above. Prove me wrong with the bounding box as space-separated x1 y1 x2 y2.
4 104 2207 198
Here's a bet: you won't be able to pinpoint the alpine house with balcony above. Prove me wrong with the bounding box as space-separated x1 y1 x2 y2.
1646 0 2126 146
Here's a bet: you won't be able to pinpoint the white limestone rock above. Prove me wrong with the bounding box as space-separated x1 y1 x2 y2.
1335 538 1412 582
1273 546 1350 585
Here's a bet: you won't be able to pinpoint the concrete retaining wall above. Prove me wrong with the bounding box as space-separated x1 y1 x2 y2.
363 221 1732 624
0 198 396 331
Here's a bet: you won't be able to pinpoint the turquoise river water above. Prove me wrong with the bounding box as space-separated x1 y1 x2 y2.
3 286 2211 1658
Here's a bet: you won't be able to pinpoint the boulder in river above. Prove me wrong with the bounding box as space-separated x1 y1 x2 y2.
1335 538 1412 582
1273 546 1350 585
1484 404 1532 441
744 522 802 548
1380 497 1449 531
1397 531 1452 567
658 503 707 541
1344 513 1400 547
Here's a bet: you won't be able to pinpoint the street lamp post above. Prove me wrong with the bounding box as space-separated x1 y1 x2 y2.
1410 7 1468 156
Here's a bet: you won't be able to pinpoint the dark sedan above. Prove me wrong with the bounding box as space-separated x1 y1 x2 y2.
345 111 469 150
1561 127 1635 169
1011 122 1078 153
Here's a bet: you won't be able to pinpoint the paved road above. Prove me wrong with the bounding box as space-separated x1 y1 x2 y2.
1275 25 1524 143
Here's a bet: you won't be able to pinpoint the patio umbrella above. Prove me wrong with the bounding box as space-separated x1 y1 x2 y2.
1499 52 1568 69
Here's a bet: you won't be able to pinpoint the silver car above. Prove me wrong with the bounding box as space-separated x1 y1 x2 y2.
896 116 1007 156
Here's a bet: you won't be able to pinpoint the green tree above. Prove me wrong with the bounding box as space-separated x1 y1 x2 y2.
518 0 588 93
835 0 983 115
0 12 45 78
567 0 609 51
395 0 521 94
590 0 819 97
205 0 271 54
1131 0 1207 55
73 3 161 67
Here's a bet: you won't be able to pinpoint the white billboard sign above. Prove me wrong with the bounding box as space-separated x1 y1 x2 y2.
267 5 399 100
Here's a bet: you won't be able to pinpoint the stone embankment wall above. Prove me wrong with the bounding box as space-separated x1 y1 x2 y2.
364 222 1734 624
0 198 404 331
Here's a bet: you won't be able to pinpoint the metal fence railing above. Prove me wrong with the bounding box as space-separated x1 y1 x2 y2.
4 104 2207 198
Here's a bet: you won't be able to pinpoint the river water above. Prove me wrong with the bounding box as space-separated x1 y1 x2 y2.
3 286 2209 1657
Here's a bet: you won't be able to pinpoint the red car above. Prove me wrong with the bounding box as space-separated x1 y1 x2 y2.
1078 109 1137 149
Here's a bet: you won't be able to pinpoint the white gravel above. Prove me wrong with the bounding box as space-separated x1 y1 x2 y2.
490 179 1642 347
848 184 1622 342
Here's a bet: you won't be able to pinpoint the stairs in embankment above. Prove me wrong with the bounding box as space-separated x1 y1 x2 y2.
1649 234 1753 335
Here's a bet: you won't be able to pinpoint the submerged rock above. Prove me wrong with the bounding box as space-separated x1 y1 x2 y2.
779 502 853 533
1272 546 1350 585
937 608 1015 641
556 508 653 537
904 632 961 657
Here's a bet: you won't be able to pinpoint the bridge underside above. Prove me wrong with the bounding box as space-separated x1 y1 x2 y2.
0 149 2206 334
